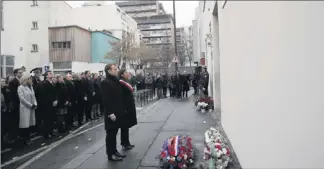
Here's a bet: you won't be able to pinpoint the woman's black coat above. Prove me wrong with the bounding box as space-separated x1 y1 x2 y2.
182 75 190 91
101 74 126 130
92 78 101 103
55 82 69 108
119 78 138 128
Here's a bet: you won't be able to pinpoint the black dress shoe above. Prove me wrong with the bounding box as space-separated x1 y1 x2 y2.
108 154 123 161
122 145 133 151
114 151 126 158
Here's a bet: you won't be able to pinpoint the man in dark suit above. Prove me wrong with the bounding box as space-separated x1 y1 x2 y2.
101 64 126 161
39 71 58 139
65 72 77 130
8 68 23 139
30 68 42 132
83 70 95 121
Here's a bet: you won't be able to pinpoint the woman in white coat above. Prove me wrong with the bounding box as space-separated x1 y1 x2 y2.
18 73 37 145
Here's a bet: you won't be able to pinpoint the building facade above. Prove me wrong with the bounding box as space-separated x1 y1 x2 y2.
1 1 140 75
115 1 166 18
176 26 194 66
72 2 141 45
116 1 175 64
200 0 324 168
0 1 73 77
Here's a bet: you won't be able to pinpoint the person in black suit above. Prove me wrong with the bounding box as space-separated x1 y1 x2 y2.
92 73 101 118
55 74 69 133
83 71 95 121
65 73 77 130
39 71 58 139
118 69 137 150
101 64 126 161
30 68 42 133
73 73 86 126
8 68 23 140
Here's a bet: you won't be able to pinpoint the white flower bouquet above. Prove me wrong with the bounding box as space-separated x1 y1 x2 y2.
200 127 231 169
197 102 209 112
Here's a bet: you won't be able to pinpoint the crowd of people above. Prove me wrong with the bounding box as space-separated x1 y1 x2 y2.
1 65 209 156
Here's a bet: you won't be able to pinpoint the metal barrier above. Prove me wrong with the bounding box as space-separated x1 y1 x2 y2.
134 89 154 107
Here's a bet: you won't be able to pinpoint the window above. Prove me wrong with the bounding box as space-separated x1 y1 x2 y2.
32 44 38 52
32 21 38 29
66 41 71 48
52 41 71 49
0 55 15 78
32 0 38 6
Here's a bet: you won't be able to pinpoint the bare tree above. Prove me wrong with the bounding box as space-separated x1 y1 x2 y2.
106 32 155 71
151 31 174 67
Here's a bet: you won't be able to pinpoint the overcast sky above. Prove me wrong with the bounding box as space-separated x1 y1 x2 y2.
66 1 198 27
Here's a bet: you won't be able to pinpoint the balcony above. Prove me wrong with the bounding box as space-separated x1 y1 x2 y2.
138 24 171 30
142 31 171 37
144 39 171 45
135 14 173 24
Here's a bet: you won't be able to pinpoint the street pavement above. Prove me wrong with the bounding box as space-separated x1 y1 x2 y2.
11 93 227 169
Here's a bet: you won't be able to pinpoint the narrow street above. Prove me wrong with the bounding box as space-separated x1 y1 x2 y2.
5 93 233 169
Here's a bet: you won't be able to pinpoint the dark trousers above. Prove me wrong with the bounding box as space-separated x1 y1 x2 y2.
43 110 55 136
203 85 209 96
67 105 76 128
35 108 42 132
76 101 85 125
105 128 119 156
182 90 188 97
85 100 92 121
20 128 31 141
162 87 167 97
120 128 130 146
9 109 20 139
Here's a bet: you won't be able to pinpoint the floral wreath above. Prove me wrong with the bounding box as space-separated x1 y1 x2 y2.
157 135 195 169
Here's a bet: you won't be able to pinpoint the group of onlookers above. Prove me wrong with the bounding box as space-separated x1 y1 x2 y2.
132 67 209 99
1 68 105 149
1 65 209 154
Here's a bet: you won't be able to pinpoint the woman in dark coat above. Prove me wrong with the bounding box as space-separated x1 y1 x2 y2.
182 73 190 97
55 74 69 133
118 69 137 150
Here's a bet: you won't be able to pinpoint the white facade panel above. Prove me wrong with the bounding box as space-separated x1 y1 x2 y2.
206 1 324 168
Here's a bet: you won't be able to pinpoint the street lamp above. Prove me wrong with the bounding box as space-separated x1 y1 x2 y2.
173 0 178 72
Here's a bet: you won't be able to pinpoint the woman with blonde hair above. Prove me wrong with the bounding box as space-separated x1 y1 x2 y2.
17 73 37 145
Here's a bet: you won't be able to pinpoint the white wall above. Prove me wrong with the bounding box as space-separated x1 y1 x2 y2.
217 1 324 168
1 1 27 69
72 61 106 73
1 1 72 71
72 4 139 43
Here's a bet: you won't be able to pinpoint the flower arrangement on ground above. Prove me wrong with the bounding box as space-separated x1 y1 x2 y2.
157 135 195 169
195 96 214 112
200 127 231 169
197 102 209 112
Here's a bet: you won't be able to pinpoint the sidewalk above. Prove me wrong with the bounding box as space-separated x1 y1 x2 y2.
61 95 219 169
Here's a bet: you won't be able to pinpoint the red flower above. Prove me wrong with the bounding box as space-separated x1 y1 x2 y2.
161 151 166 158
226 148 230 156
216 145 221 150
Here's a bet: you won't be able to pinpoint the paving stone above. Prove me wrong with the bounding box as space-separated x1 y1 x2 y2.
76 122 164 169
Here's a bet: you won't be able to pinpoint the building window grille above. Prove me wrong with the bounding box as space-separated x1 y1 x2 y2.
52 41 71 49
32 44 38 52
32 0 38 6
32 21 38 30
0 55 15 78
